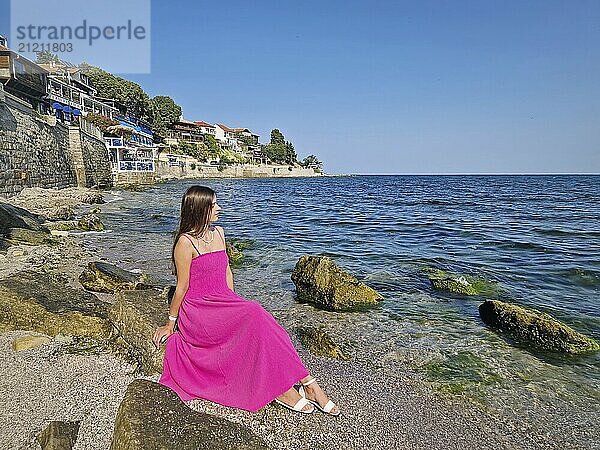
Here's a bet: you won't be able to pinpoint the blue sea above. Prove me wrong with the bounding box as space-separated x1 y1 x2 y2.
77 175 600 441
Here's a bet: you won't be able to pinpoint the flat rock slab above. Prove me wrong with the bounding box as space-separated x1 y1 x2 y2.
0 271 112 339
479 299 599 354
291 255 382 311
12 334 52 351
110 379 269 450
79 261 155 293
108 288 169 374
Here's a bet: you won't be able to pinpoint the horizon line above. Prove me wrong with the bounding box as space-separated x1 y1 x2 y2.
326 172 600 176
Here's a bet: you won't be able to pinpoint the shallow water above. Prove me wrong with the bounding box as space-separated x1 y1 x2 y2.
77 175 600 441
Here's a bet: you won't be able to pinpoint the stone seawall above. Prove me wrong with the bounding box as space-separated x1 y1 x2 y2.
0 91 76 198
154 156 323 181
0 88 113 198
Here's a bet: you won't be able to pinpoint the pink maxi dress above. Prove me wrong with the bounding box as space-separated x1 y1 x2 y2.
158 231 310 412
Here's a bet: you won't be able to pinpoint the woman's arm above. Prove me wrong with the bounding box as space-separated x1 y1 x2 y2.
167 236 193 326
218 226 235 291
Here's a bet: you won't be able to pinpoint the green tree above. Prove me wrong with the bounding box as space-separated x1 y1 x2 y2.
150 95 182 142
262 129 298 164
301 155 323 171
79 63 152 122
35 50 62 65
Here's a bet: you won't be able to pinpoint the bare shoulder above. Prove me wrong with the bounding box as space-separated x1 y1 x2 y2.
215 226 226 242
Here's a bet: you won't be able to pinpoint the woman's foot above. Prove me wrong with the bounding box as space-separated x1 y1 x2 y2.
276 387 314 412
300 377 340 415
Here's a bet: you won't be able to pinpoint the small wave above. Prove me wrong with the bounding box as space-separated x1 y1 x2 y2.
495 240 550 252
559 267 600 288
533 228 600 238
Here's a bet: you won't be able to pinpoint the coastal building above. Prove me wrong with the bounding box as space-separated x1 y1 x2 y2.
166 119 205 146
194 121 216 136
214 123 242 151
0 35 48 111
105 114 157 175
39 62 120 121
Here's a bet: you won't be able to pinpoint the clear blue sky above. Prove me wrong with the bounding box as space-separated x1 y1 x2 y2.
1 0 599 174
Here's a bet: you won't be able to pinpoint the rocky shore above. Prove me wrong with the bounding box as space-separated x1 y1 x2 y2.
0 187 596 449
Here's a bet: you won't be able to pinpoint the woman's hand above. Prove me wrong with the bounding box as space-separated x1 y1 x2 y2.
153 323 174 349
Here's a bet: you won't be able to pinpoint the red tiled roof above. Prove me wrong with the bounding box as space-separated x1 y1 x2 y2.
195 121 215 128
216 123 235 132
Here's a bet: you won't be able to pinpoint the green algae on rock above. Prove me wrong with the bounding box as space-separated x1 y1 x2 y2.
479 299 600 354
291 255 383 311
424 268 499 296
110 379 269 450
0 271 112 340
295 325 350 360
420 350 503 395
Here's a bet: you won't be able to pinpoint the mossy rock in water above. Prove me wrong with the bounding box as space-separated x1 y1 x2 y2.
110 379 269 450
421 351 502 395
0 271 112 340
77 214 105 232
479 299 600 354
108 288 171 374
228 237 254 251
291 255 383 311
225 242 245 267
45 220 79 232
79 261 156 294
295 325 350 360
424 268 498 296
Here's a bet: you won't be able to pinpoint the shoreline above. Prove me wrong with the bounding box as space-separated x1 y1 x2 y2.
0 186 593 449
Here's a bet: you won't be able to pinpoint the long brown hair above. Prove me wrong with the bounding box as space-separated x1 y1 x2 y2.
170 185 216 276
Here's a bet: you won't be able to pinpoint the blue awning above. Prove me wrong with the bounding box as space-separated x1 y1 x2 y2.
52 102 63 110
72 109 81 116
63 106 72 113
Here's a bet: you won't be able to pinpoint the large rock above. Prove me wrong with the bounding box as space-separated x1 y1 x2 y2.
37 421 81 450
108 288 169 374
225 238 254 267
425 268 499 296
79 261 156 294
110 379 269 450
0 201 55 246
295 325 349 360
0 271 112 339
479 300 600 354
291 255 383 311
77 214 105 232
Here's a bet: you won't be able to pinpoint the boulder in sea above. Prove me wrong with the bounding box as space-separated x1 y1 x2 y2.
110 379 269 450
225 242 244 267
0 271 113 340
291 255 383 311
37 421 81 450
79 261 156 294
77 214 105 232
108 288 170 374
295 325 350 360
479 299 600 354
425 268 498 296
47 205 75 221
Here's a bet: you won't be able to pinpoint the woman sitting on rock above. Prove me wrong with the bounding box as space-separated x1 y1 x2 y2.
153 185 340 416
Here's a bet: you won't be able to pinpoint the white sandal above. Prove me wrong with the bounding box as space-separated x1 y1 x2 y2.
274 393 315 414
298 377 340 416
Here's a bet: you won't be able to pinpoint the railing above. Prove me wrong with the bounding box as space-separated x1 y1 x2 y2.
116 160 155 172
